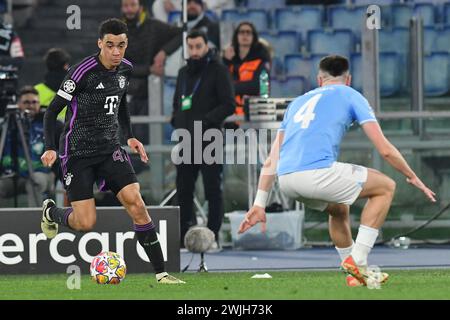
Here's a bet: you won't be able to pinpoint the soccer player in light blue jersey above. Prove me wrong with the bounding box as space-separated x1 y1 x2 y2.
239 55 436 287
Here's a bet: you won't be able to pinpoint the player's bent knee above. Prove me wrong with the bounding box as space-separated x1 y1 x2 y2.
385 178 396 196
77 218 96 232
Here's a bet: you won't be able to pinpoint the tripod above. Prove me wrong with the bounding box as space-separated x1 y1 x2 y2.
0 104 39 207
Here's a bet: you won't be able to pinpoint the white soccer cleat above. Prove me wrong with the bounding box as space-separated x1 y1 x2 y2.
157 274 186 284
41 199 58 239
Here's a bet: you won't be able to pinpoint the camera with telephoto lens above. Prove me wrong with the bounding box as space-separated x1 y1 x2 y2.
0 66 19 117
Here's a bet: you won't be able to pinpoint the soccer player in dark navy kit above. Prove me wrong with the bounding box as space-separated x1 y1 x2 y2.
41 18 184 284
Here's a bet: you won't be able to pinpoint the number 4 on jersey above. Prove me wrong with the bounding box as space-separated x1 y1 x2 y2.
293 93 322 128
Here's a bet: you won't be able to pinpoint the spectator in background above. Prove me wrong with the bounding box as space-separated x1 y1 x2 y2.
223 21 271 117
152 0 234 23
121 0 182 145
164 0 221 77
184 0 220 50
171 30 235 250
35 48 71 121
203 0 234 17
0 19 24 69
0 86 62 207
152 0 181 22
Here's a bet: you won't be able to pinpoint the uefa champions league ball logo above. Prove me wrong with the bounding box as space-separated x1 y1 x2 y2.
63 80 76 93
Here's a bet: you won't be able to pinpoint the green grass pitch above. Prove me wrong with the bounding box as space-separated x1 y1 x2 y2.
1 269 450 300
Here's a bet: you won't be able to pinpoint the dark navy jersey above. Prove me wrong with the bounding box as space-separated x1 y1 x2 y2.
55 53 133 159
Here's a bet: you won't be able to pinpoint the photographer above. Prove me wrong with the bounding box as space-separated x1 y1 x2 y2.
0 86 62 207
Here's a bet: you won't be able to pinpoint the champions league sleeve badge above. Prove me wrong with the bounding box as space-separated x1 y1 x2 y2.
63 80 76 93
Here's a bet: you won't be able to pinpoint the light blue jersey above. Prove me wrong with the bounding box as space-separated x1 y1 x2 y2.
277 85 377 176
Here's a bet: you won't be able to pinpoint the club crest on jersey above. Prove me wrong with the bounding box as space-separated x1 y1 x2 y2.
63 80 76 93
118 76 126 89
64 172 74 186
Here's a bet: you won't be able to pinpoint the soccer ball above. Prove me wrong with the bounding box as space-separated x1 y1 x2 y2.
90 251 127 285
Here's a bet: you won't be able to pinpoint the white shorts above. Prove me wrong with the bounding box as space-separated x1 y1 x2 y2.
278 162 368 212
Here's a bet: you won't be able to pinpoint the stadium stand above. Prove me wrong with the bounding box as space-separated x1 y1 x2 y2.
167 9 218 24
245 0 286 10
424 52 450 96
424 26 450 54
283 53 325 91
259 31 301 59
351 52 402 97
327 5 367 40
284 54 310 79
379 27 410 54
414 3 436 26
270 76 306 98
350 53 362 93
379 27 409 93
445 2 450 24
308 29 354 58
221 8 269 31
274 6 323 39
259 31 301 76
391 4 414 27
347 0 395 4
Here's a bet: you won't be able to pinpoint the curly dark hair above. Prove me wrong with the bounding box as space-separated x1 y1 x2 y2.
99 18 128 39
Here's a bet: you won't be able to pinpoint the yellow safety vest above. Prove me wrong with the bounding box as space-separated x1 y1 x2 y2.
34 82 67 121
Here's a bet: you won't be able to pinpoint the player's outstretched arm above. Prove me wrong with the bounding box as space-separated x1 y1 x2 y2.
362 122 436 202
238 131 284 234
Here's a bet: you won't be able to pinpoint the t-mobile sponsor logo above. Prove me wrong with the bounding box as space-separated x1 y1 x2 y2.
104 95 119 115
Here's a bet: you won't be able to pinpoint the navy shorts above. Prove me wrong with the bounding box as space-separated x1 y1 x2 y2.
60 148 137 202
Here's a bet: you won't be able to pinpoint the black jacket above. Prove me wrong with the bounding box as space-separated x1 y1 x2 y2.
124 13 182 98
171 51 235 133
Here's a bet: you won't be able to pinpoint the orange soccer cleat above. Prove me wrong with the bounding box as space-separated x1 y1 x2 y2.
341 255 389 287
